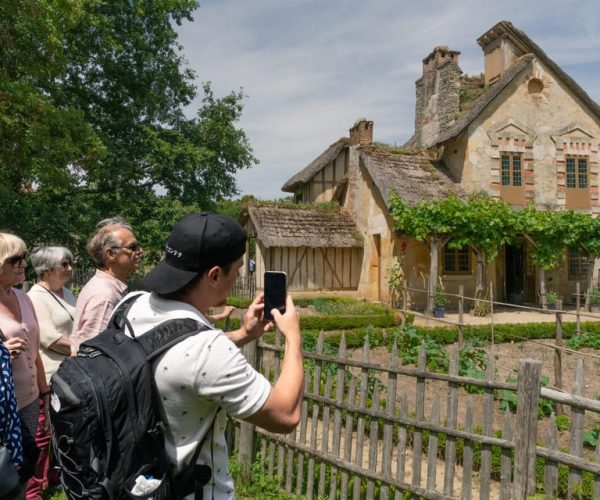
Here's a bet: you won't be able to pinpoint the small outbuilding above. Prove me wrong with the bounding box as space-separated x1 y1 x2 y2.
239 205 363 291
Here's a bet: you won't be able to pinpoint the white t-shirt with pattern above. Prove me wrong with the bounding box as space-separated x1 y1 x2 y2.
116 292 271 499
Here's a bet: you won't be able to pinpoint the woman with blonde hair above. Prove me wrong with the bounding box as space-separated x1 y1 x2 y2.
0 233 49 499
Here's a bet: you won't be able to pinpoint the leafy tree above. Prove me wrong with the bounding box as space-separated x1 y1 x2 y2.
445 194 518 297
216 195 258 220
0 0 257 261
390 195 460 311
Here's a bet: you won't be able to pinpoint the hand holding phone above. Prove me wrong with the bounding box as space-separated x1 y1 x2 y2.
264 271 287 321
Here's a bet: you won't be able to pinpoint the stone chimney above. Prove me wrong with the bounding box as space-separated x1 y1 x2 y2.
349 118 373 146
413 46 462 149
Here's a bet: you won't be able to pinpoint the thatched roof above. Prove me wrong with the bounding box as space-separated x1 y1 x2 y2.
438 20 600 144
242 205 362 248
359 146 465 206
281 138 349 192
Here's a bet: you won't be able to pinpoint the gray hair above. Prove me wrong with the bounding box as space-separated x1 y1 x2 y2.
87 217 133 268
96 217 132 231
31 246 74 277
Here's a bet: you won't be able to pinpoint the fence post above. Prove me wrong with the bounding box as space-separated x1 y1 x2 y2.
458 285 464 350
239 340 259 480
513 359 541 499
576 281 581 336
490 281 495 347
402 284 408 327
554 299 564 416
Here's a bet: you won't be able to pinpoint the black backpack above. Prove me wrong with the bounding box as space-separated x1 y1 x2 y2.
49 296 211 500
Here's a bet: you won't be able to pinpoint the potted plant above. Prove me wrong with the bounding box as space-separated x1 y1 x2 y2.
589 288 600 312
546 290 561 310
433 285 447 318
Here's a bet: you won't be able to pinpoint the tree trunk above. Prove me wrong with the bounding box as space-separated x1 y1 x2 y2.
475 250 485 298
585 254 595 309
427 236 439 314
539 267 547 310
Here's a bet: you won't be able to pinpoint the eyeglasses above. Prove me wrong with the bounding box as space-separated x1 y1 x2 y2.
111 242 142 253
56 260 73 270
8 254 27 268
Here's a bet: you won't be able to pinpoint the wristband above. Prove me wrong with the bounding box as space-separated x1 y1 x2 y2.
39 390 51 397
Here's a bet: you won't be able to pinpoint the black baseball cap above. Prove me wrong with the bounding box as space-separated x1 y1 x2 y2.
143 212 247 295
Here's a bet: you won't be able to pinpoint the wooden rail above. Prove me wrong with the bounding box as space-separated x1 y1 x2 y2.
239 330 600 499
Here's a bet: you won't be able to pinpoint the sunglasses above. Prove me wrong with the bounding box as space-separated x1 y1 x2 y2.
111 242 142 253
8 254 27 267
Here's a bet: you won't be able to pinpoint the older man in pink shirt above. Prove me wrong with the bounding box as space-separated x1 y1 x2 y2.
70 218 143 354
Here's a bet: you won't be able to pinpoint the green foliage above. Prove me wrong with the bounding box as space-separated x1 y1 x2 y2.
588 288 600 305
312 297 391 316
229 454 303 499
226 296 253 309
545 290 561 306
566 328 600 350
434 285 447 308
372 142 415 155
387 256 405 308
394 324 449 372
472 296 491 317
42 487 66 500
583 425 600 449
0 0 257 259
390 193 518 263
498 375 555 417
499 388 517 413
216 195 259 220
458 341 487 394
299 314 396 331
555 414 570 432
390 194 600 282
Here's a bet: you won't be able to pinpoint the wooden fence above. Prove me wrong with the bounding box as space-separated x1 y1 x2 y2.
231 275 257 300
238 332 600 499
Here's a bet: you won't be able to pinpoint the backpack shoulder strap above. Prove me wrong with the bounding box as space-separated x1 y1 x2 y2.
108 292 145 337
136 318 212 361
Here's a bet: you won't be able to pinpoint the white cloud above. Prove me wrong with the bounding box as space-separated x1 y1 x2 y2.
178 0 600 199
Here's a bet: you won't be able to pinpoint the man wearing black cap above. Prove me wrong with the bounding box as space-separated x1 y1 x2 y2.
114 212 303 499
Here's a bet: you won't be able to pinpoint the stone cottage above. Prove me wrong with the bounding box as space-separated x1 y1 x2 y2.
253 20 600 307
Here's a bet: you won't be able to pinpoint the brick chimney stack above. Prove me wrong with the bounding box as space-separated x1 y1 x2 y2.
349 118 373 146
414 46 462 149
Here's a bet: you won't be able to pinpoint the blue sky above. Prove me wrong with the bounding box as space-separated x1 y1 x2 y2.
178 0 600 200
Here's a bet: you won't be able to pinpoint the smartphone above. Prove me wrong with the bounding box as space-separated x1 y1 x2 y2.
264 271 287 321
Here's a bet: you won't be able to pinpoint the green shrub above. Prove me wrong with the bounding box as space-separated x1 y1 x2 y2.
556 415 570 432
588 288 600 305
313 297 391 316
229 454 302 499
434 285 446 308
300 314 395 331
226 296 252 309
546 290 561 306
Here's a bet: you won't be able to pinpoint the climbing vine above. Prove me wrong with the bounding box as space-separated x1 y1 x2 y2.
389 193 600 299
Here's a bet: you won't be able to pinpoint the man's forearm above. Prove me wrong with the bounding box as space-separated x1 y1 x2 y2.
272 336 304 417
226 327 254 347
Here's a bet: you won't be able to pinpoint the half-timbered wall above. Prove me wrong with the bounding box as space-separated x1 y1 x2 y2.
254 243 362 291
302 150 348 204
